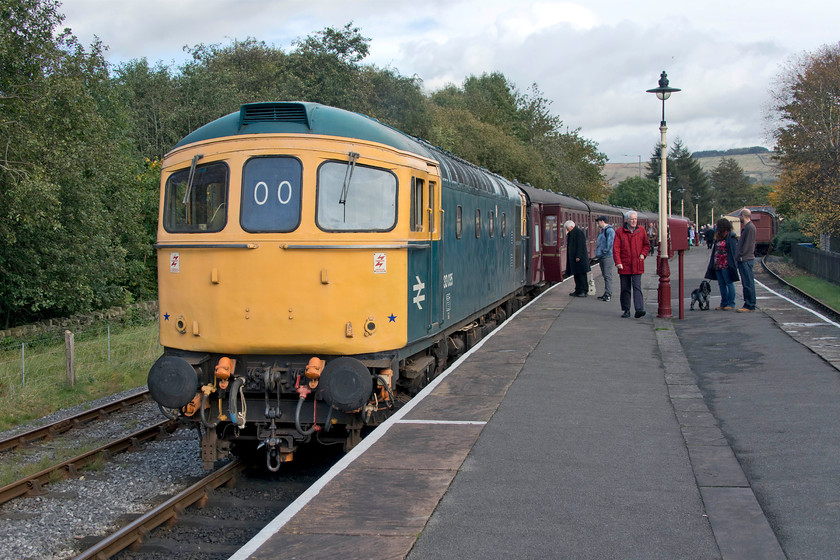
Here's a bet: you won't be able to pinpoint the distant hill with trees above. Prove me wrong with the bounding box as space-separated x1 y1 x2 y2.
603 151 779 188
691 146 770 158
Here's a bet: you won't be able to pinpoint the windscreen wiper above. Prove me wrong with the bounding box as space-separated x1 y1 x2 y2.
338 152 360 216
182 154 204 205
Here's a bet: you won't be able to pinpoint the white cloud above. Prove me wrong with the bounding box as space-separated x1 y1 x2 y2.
57 0 840 161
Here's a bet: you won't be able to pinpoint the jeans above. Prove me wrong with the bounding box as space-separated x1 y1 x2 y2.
738 259 756 309
598 255 613 297
715 269 735 308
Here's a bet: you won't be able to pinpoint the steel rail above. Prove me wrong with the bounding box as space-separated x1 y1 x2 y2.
0 419 176 505
0 390 151 453
72 459 243 560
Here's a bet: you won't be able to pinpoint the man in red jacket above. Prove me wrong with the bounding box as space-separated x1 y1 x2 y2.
613 211 651 318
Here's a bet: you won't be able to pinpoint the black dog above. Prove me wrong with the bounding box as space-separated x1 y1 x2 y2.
690 280 711 310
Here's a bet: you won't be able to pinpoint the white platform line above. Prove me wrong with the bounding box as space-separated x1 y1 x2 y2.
756 279 840 328
228 284 559 560
396 419 487 425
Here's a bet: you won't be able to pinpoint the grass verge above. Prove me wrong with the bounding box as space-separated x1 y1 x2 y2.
0 320 160 432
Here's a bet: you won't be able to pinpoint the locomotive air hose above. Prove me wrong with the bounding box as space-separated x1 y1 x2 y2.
295 397 318 436
199 392 219 428
228 377 247 429
158 403 179 420
376 375 395 408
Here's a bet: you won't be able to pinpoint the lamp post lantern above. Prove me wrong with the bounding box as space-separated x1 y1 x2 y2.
646 71 680 318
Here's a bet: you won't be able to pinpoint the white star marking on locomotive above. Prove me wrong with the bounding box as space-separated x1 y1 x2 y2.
413 276 426 309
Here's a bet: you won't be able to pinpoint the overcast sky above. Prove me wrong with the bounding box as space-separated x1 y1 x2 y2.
58 0 839 163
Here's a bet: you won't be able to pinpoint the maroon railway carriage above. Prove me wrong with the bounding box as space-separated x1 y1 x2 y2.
727 206 778 255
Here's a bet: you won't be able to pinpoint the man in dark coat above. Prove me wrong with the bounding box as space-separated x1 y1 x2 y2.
564 220 590 297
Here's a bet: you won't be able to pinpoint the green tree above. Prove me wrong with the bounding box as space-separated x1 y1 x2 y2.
709 157 752 212
0 0 146 327
769 43 840 237
647 139 711 217
609 177 658 211
430 76 607 199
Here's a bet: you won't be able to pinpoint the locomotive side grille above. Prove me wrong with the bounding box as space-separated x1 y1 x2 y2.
239 103 310 128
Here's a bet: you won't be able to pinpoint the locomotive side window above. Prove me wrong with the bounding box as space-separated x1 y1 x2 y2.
241 156 302 232
475 209 481 238
489 210 495 238
501 213 507 238
411 177 424 232
544 215 558 246
163 162 228 233
456 205 463 239
428 181 436 233
317 161 397 231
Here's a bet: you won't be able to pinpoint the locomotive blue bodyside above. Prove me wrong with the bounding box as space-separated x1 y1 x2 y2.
405 162 525 346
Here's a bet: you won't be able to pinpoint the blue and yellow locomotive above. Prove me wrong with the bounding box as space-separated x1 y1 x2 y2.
147 102 531 469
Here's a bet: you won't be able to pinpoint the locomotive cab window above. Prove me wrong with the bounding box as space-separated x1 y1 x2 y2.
241 156 302 232
317 160 397 231
164 161 228 233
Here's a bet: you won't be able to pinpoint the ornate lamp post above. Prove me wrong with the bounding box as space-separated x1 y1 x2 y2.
647 71 680 318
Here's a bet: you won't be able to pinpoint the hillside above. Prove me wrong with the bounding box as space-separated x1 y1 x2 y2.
603 153 780 187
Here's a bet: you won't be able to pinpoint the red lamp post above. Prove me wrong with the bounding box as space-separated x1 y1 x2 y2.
646 71 680 319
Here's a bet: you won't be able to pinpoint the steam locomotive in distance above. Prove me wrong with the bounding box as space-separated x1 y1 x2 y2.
146 102 673 470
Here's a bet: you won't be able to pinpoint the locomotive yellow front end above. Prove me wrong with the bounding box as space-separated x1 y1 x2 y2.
147 103 441 469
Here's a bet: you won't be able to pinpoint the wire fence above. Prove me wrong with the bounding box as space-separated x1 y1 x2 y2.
0 320 162 423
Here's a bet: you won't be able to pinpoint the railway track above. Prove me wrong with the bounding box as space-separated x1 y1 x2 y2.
72 458 245 560
0 418 176 505
72 446 342 560
0 389 152 453
761 256 840 322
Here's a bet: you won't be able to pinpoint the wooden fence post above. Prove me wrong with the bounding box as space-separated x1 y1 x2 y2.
65 330 76 387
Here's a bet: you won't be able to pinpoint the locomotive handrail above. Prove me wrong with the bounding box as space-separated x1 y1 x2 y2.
280 243 429 249
154 243 259 249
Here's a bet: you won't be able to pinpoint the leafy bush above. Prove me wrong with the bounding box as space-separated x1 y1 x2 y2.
772 232 813 255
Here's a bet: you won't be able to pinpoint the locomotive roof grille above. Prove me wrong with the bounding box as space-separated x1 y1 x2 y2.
239 103 310 128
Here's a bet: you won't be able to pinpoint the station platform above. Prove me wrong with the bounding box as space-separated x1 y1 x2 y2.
231 247 840 560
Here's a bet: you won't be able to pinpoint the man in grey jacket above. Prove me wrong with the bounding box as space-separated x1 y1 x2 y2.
594 216 615 301
736 208 757 312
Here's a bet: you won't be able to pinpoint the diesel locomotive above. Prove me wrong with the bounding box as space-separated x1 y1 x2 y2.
146 101 660 470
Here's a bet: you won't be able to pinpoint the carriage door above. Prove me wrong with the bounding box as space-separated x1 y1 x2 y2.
542 204 563 281
530 203 544 284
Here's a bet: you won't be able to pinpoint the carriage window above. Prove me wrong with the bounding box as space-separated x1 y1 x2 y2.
544 215 558 246
411 177 424 232
164 162 228 233
317 161 397 231
456 205 463 239
475 209 481 238
241 157 302 232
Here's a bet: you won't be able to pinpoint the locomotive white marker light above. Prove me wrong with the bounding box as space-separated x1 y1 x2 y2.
647 71 680 318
